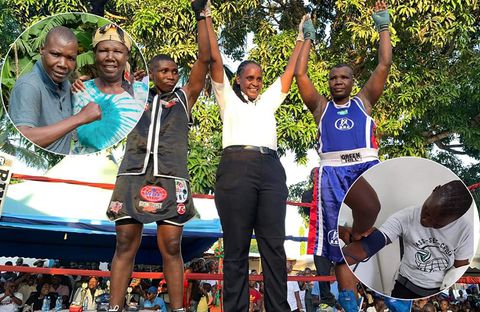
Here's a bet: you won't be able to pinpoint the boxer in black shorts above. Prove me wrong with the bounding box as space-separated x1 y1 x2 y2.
105 1 210 311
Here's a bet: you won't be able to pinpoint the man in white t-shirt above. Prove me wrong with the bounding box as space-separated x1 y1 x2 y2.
0 281 23 312
286 261 304 312
342 180 474 299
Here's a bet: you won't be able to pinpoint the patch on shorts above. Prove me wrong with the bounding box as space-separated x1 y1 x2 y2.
140 185 167 202
177 203 186 215
328 229 339 246
109 201 123 214
139 200 163 213
175 179 188 203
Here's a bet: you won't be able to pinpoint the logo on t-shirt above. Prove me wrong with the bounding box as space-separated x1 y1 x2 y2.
334 117 354 131
414 238 451 272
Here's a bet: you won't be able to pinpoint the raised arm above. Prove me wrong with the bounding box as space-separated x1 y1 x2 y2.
294 17 328 124
183 0 211 112
204 1 224 84
357 0 392 115
279 16 307 93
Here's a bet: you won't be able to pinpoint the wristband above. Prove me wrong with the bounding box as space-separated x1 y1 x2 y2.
296 32 304 42
372 9 390 32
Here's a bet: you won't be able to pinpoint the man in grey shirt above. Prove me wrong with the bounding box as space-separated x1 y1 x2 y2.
9 26 101 154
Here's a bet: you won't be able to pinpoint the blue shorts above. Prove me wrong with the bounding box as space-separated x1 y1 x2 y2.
307 160 379 262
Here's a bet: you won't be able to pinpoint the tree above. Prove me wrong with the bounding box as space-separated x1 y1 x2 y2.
0 0 478 194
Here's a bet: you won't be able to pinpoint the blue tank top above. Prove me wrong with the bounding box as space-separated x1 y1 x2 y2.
318 96 378 153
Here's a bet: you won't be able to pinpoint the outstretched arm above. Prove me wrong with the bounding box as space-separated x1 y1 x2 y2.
183 0 211 113
204 1 224 84
279 16 307 93
357 0 392 115
342 228 390 265
17 103 101 149
294 17 328 124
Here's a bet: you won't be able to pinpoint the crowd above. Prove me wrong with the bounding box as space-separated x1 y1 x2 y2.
410 286 480 312
0 258 170 312
0 257 350 312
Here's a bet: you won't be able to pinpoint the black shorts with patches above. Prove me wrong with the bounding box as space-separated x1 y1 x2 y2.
107 161 195 226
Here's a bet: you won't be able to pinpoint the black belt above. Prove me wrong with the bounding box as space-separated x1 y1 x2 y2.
396 275 440 297
224 145 277 156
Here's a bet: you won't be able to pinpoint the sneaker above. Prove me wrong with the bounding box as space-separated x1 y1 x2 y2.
108 305 120 312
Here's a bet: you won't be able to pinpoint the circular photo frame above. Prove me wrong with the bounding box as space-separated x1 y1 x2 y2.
1 12 149 155
338 157 479 300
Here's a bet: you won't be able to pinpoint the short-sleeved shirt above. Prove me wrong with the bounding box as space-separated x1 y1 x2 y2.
379 206 474 289
8 60 73 154
211 71 287 150
143 296 167 311
287 281 300 311
0 292 23 312
72 79 148 154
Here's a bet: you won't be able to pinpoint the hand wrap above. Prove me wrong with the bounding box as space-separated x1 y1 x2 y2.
372 9 390 32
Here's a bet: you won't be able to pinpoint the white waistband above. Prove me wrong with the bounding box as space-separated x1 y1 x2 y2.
319 148 378 166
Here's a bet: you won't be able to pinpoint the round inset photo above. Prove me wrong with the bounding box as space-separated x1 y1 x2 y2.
338 157 479 300
1 13 148 155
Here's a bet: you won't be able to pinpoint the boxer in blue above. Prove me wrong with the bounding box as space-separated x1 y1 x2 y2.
294 1 392 311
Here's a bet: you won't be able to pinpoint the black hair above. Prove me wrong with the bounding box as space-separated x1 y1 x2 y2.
331 63 353 71
149 54 176 72
438 180 473 217
233 60 262 103
44 26 77 47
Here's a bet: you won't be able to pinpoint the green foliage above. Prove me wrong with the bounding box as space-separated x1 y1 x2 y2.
0 2 21 61
288 179 312 226
188 96 222 194
1 0 478 189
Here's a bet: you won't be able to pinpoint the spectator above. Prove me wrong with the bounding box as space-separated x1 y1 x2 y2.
50 275 69 306
248 271 263 312
287 260 304 312
0 280 23 312
196 283 212 312
71 276 103 310
440 299 453 312
0 262 16 282
14 259 23 267
143 286 167 312
16 275 36 309
297 271 307 312
24 282 56 311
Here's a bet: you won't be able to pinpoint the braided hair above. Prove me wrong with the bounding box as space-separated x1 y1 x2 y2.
232 60 262 103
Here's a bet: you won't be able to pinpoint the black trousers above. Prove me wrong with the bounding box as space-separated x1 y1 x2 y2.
391 278 440 299
313 255 336 306
215 149 290 312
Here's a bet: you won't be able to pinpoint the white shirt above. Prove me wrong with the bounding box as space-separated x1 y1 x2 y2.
0 292 23 312
211 71 287 150
379 206 474 288
286 281 300 311
72 288 104 310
